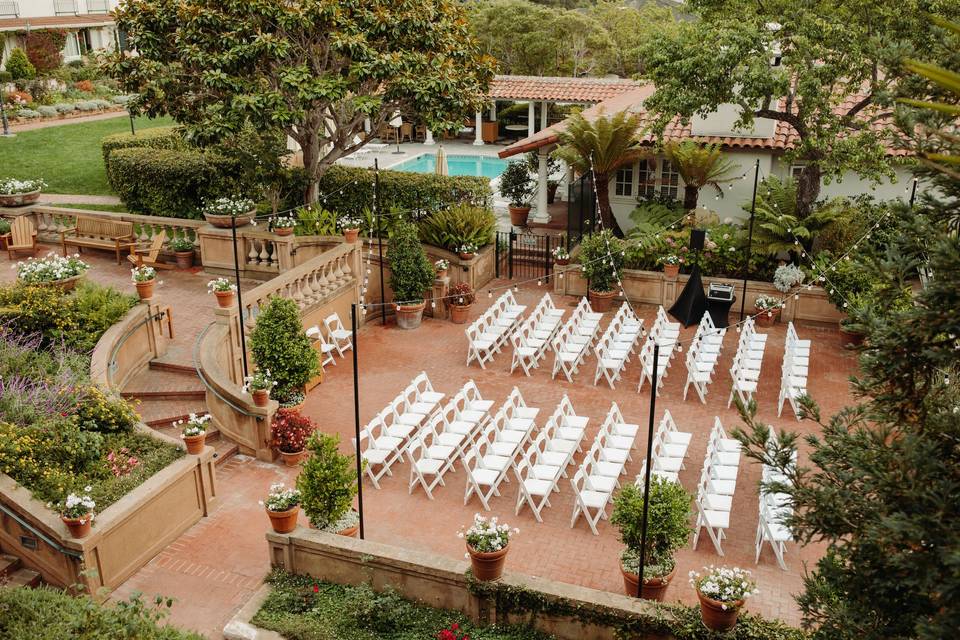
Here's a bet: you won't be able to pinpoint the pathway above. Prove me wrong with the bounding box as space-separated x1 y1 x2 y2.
38 194 123 206
6 110 130 133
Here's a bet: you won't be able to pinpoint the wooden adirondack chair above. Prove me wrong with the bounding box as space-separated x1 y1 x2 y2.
6 217 38 260
127 230 173 269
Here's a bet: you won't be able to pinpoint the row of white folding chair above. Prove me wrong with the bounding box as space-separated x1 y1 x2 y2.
683 337 720 404
465 319 500 369
463 407 539 509
652 306 680 351
550 318 595 381
305 325 338 370
637 337 673 395
634 410 691 484
355 414 405 489
756 426 794 569
570 464 614 535
593 309 643 388
778 322 812 419
728 318 767 408
692 418 742 555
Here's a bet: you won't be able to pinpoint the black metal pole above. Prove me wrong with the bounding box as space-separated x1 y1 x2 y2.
129 110 136 135
909 178 918 208
351 303 365 540
374 159 385 326
637 342 659 598
231 218 249 378
739 159 760 321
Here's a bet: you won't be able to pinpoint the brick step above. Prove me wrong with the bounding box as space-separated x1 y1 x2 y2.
212 438 240 467
149 360 199 376
3 568 41 588
134 398 209 427
0 554 20 578
123 389 206 400
122 365 205 397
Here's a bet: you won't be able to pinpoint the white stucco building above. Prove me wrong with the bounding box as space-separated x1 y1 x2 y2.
0 0 120 69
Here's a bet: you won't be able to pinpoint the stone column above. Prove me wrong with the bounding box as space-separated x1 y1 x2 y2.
527 102 535 137
531 148 550 224
424 129 435 145
473 111 484 146
490 102 497 121
540 101 548 130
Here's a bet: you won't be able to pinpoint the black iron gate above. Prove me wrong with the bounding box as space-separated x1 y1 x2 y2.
567 173 597 245
495 231 560 281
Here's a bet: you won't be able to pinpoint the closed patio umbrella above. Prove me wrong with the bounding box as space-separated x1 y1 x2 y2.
435 145 449 176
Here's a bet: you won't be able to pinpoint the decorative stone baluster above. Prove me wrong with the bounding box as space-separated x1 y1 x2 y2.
247 238 260 265
259 240 271 267
301 271 318 304
341 251 353 282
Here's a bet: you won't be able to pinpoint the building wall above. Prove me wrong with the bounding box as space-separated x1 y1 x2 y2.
9 0 119 19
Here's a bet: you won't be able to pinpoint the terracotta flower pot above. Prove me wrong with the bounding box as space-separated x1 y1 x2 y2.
396 301 426 330
459 252 475 261
134 279 155 301
266 506 299 534
588 289 616 313
279 449 307 467
204 211 255 228
252 389 270 407
755 307 780 327
450 304 471 324
697 590 744 632
214 289 235 308
338 524 359 538
508 205 531 227
436 269 448 280
663 264 680 279
274 226 293 236
174 250 194 269
62 514 92 539
0 189 42 207
468 543 509 581
343 228 360 243
183 433 206 455
554 258 569 266
620 564 676 601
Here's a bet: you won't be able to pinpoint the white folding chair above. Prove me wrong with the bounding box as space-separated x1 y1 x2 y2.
306 325 336 369
323 313 353 357
514 457 557 522
463 447 509 510
755 497 792 570
570 467 612 535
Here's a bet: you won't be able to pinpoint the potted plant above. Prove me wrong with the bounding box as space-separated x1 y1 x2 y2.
458 242 478 261
552 245 570 266
659 254 682 279
578 230 623 312
169 236 195 269
57 488 95 539
130 265 157 300
16 252 90 291
773 263 805 294
249 297 319 405
261 482 301 534
690 566 759 631
610 479 693 601
201 196 256 228
270 408 315 466
459 513 517 581
176 413 210 454
297 432 361 536
448 282 475 324
388 219 435 330
272 215 296 236
501 160 535 227
0 178 45 207
242 369 276 407
435 258 450 280
337 214 363 243
754 294 782 327
208 277 237 308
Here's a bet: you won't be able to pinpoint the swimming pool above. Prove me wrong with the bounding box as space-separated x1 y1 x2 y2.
392 153 510 180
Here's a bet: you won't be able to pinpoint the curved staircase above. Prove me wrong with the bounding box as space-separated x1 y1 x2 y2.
0 553 41 589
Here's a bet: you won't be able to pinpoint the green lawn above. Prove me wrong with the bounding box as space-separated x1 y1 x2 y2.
1 115 174 195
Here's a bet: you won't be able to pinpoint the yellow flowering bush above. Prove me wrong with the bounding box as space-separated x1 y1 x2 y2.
73 386 140 434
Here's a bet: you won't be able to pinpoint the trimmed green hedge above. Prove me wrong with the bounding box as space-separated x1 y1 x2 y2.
106 147 244 219
100 126 185 166
316 164 491 215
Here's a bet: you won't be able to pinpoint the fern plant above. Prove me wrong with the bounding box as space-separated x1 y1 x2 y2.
418 204 495 251
745 176 840 256
293 204 338 236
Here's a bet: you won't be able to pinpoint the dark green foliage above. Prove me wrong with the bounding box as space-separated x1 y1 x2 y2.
66 282 140 352
610 479 693 578
100 126 186 166
388 219 435 303
296 432 357 530
5 48 35 80
419 203 497 251
499 160 535 207
578 230 623 293
317 164 491 217
0 585 202 640
249 298 319 402
106 147 246 218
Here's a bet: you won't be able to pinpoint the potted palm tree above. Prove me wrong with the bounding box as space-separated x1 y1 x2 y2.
610 479 693 601
663 141 738 211
555 110 644 238
500 160 535 227
578 230 624 312
297 432 361 537
388 219 435 330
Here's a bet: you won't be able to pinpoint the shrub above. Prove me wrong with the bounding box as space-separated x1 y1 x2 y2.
249 298 319 403
292 204 338 236
0 219 9 234
16 109 39 119
388 219 435 304
36 105 57 117
419 203 496 251
101 126 186 165
93 98 113 110
0 71 11 83
579 230 624 293
72 386 139 434
5 90 31 106
499 160 535 207
297 432 359 530
53 102 76 113
106 147 245 219
24 30 66 73
270 409 315 454
77 100 99 111
74 79 95 92
449 282 475 306
112 94 133 105
4 48 35 80
610 479 693 580
315 164 491 216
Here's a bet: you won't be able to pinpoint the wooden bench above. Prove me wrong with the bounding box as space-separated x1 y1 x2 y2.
61 216 136 265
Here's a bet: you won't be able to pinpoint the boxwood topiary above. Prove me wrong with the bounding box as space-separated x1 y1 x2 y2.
296 431 358 530
248 297 319 403
388 218 435 305
101 126 186 165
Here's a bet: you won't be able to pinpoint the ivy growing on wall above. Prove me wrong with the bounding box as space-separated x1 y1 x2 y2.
24 29 67 73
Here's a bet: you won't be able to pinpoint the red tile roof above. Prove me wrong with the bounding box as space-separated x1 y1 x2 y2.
488 75 643 104
0 15 114 31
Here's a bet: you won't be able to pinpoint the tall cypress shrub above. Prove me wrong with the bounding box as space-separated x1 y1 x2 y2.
249 298 318 403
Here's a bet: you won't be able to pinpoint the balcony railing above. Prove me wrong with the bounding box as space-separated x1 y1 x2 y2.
87 0 109 13
0 1 19 18
53 0 78 15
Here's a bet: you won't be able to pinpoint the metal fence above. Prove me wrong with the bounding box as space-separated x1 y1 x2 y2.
495 231 560 281
566 173 596 245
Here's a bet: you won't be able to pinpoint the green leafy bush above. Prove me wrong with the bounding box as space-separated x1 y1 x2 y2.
293 204 339 236
296 432 358 530
106 147 246 219
101 126 186 166
419 203 496 251
5 48 35 80
578 230 624 293
0 585 203 640
388 219 435 304
72 386 140 434
610 479 692 580
315 164 491 216
249 298 319 402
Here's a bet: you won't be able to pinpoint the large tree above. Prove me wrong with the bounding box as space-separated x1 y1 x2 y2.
639 0 960 218
106 0 496 204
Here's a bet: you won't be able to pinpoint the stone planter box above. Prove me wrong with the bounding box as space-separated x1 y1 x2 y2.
0 189 41 207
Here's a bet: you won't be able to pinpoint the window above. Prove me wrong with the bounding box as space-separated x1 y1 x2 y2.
63 32 80 59
659 160 679 200
637 158 657 198
790 164 805 181
615 166 633 197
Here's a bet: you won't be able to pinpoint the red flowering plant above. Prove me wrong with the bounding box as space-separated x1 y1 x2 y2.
106 447 140 477
270 409 315 454
437 622 469 640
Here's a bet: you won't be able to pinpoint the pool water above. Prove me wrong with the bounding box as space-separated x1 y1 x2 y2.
392 154 509 180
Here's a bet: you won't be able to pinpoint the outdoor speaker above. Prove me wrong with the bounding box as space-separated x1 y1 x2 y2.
689 229 706 252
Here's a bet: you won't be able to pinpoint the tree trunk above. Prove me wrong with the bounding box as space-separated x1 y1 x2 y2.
300 132 321 205
795 163 822 220
595 173 624 238
683 184 699 211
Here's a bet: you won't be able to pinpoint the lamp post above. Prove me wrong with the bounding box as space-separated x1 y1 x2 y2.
350 303 366 539
390 111 404 154
230 217 249 378
909 177 918 208
636 342 659 598
373 159 386 326
128 108 136 135
738 159 761 321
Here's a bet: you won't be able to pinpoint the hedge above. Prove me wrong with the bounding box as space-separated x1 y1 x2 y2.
106 147 244 219
315 164 491 215
101 126 186 166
